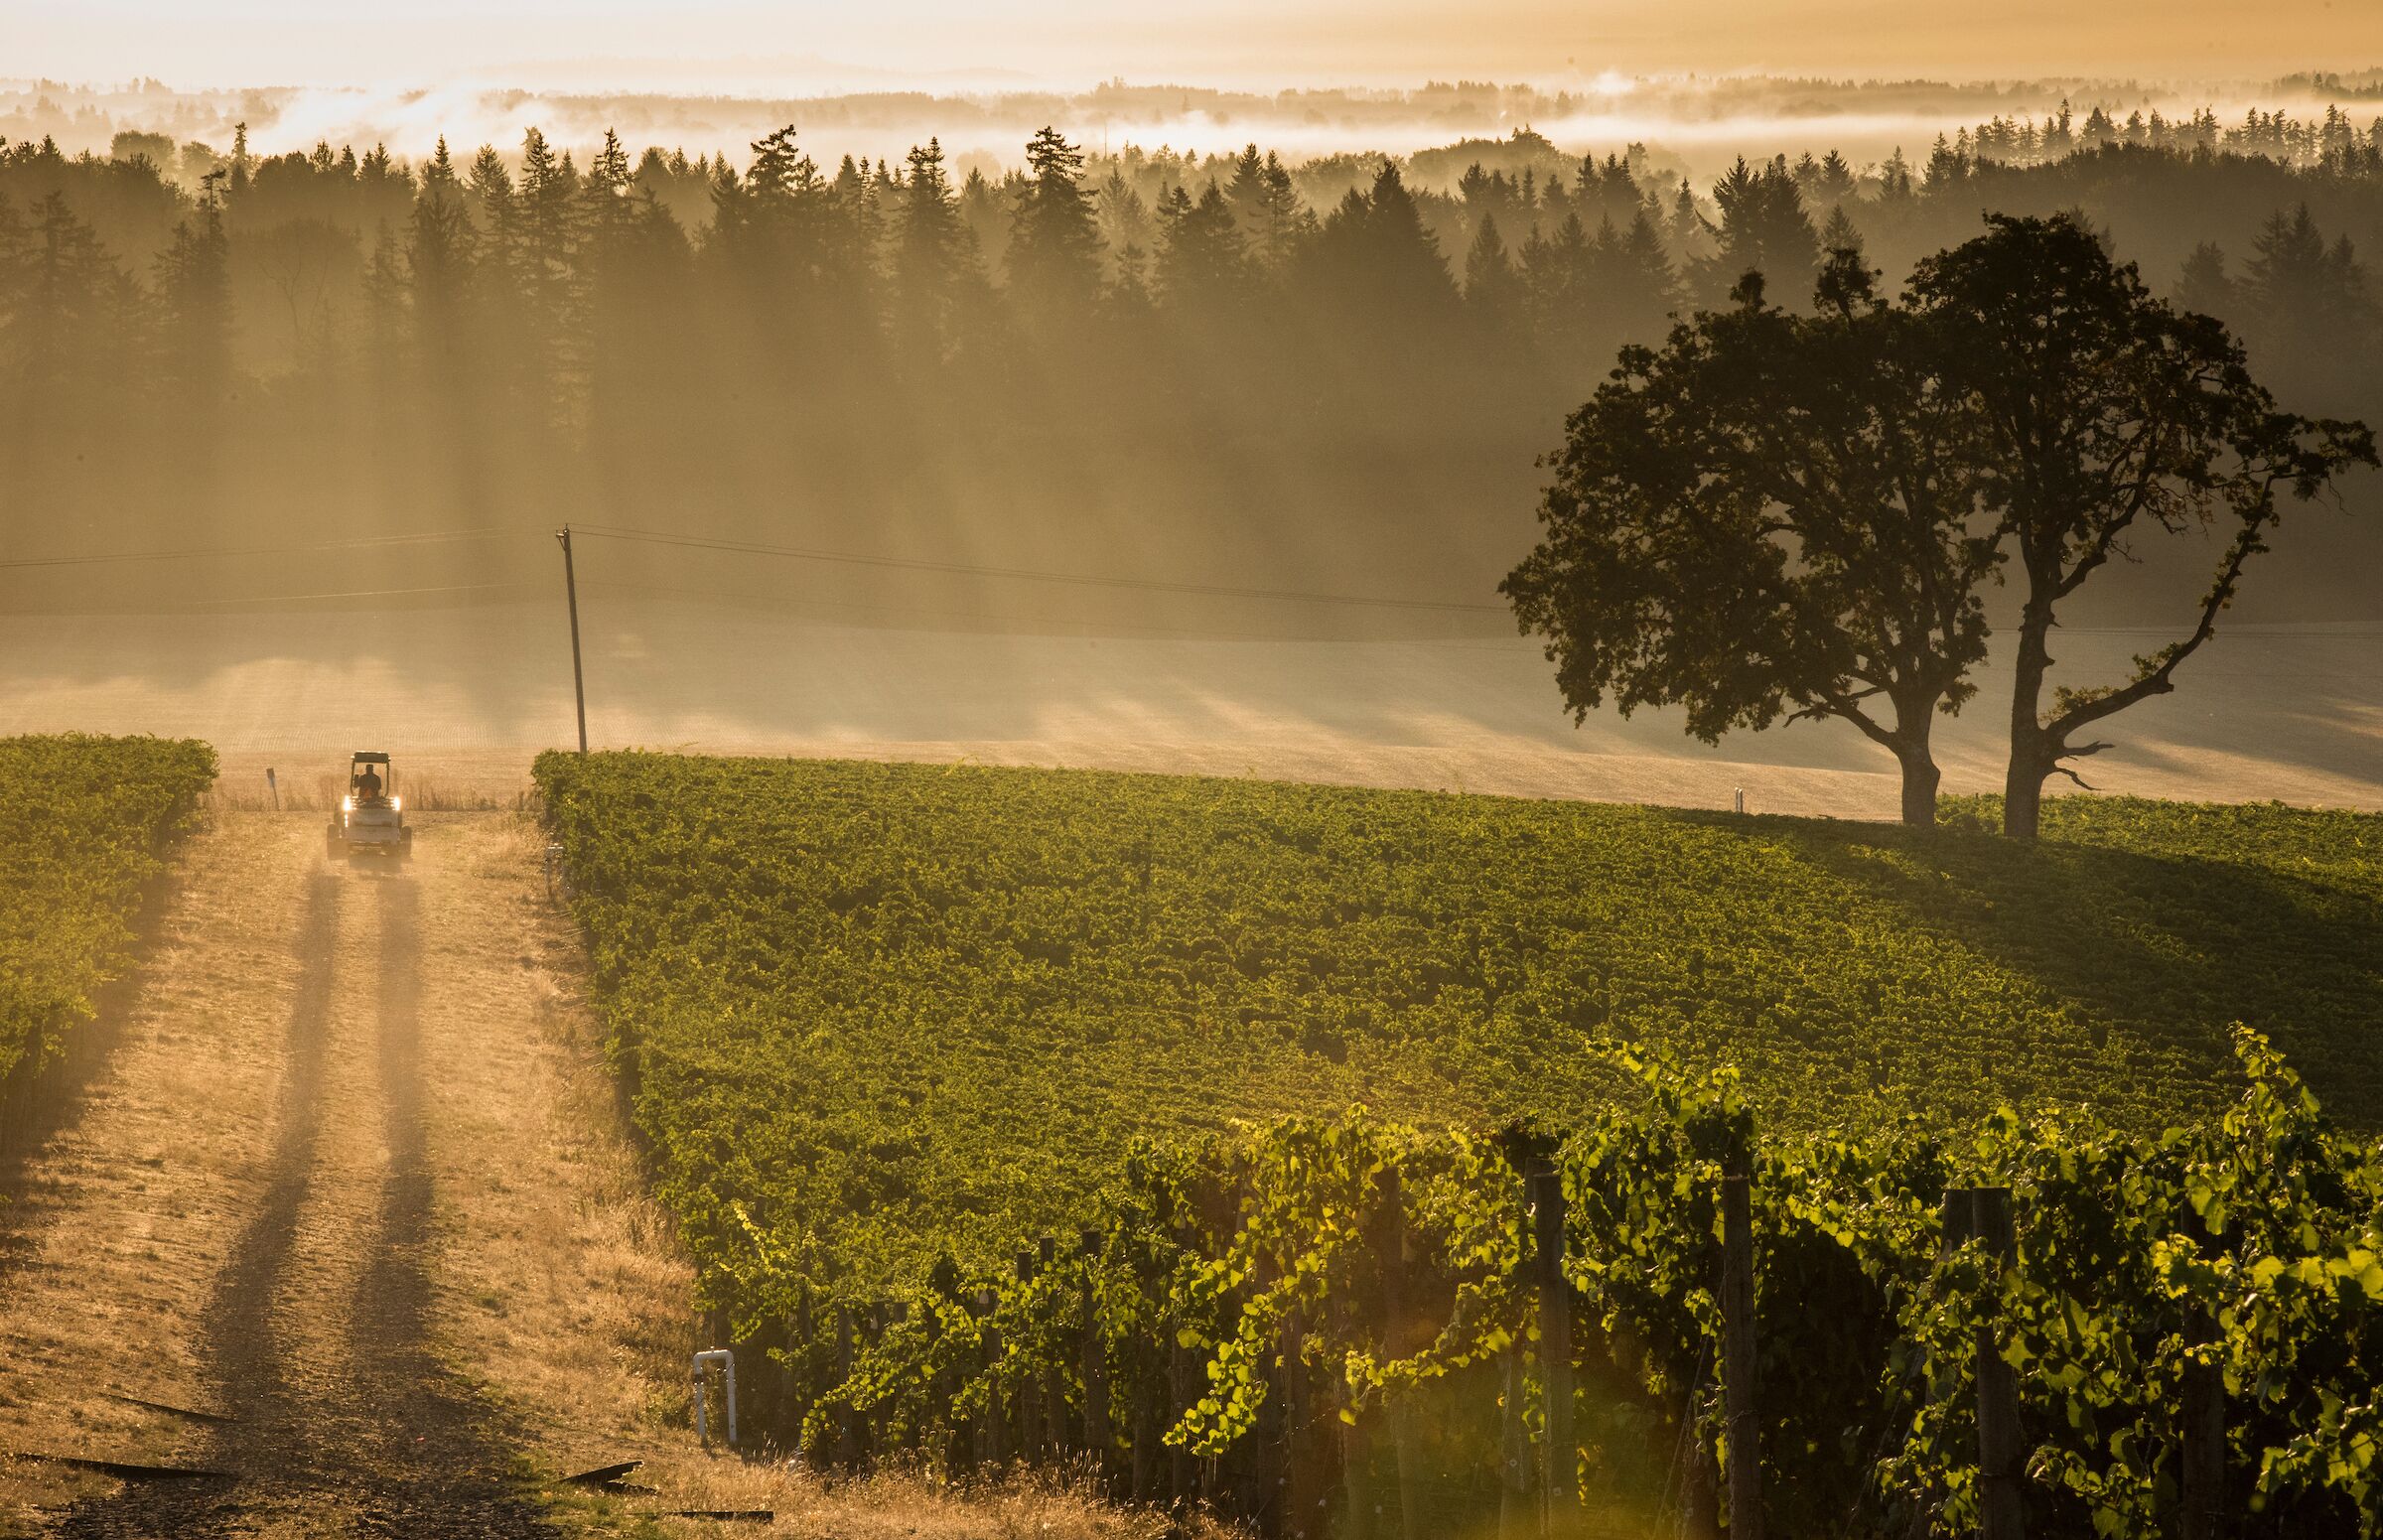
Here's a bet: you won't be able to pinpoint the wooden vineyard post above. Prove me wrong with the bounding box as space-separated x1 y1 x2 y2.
1078 1229 1112 1484
1940 1188 1975 1252
1130 1380 1153 1501
1340 1323 1373 1540
977 1287 1007 1468
1531 1167 1578 1536
1380 1166 1422 1540
1169 1332 1194 1504
1973 1187 2026 1540
2181 1306 2225 1540
1338 1172 1384 1540
886 1302 912 1452
1282 1304 1316 1540
786 1291 811 1462
1042 1236 1068 1457
1719 1165 1760 1540
1014 1249 1042 1460
865 1303 889 1460
834 1304 859 1469
1929 1188 1974 1540
1498 1344 1531 1540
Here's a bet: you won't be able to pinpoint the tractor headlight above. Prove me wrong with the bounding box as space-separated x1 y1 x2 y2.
391 796 401 812
342 795 353 812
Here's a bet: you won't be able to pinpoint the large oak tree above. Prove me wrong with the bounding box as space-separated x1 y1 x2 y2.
1504 253 2000 826
1910 214 2375 840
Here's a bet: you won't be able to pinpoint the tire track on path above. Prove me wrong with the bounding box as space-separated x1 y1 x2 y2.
52 857 559 1539
338 877 557 1539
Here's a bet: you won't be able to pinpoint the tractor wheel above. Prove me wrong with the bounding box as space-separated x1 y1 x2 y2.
399 827 415 859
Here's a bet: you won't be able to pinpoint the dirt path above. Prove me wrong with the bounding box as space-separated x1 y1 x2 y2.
15 850 559 1539
0 809 1209 1540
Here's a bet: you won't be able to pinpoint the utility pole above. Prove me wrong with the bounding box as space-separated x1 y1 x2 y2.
555 524 588 754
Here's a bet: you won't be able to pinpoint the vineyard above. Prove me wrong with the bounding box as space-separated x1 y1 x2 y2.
0 734 216 1110
537 753 2383 1534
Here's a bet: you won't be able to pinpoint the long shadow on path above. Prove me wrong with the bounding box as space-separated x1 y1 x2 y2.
54 870 561 1539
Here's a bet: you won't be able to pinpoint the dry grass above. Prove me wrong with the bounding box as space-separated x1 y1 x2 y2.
0 817 310 1530
567 1462 1243 1539
405 812 697 1460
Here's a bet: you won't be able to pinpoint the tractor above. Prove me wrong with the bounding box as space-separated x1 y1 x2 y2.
326 751 412 859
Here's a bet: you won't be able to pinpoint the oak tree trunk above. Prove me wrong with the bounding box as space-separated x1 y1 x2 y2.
1895 743 1943 828
2002 592 2058 841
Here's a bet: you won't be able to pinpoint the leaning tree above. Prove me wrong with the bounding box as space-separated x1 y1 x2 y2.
1910 214 2375 840
1503 254 2002 826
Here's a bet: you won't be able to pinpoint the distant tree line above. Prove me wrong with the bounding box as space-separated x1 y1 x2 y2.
4 113 2383 625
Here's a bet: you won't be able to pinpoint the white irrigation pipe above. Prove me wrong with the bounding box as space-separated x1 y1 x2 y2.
691 1348 738 1450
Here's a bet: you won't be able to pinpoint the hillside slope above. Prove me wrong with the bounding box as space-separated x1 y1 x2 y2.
539 753 2383 1288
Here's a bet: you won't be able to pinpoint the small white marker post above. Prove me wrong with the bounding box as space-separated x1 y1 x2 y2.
1734 787 1745 815
691 1348 738 1451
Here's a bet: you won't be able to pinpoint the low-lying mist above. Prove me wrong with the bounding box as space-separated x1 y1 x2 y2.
17 71 2383 183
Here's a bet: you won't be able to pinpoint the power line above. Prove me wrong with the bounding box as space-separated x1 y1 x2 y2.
572 523 1509 615
0 527 524 572
187 581 538 608
2062 625 2383 637
5 519 1509 618
579 576 1447 640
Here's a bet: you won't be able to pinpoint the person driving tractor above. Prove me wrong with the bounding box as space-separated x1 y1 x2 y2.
355 764 383 800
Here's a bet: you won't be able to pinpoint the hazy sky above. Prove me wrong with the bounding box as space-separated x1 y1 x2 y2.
11 0 2383 88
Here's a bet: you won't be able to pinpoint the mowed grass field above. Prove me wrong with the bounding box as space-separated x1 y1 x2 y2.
537 752 2383 1289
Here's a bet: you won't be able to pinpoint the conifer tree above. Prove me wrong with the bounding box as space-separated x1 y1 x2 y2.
362 221 407 356
0 193 131 436
893 138 982 365
1303 162 1455 322
1521 210 1595 359
2244 206 2376 367
1599 209 1680 348
1256 150 1309 269
1704 155 1818 306
464 144 516 287
1817 203 1863 259
1096 167 1152 283
957 167 1011 274
1812 148 1856 204
1463 211 1523 337
2174 240 2238 319
1225 144 1271 247
1665 180 1712 272
1007 126 1101 318
152 169 232 412
421 137 462 201
1154 182 1247 313
511 127 583 416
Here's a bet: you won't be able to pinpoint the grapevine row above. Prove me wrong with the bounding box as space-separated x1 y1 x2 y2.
698 1038 2378 1537
0 734 217 1133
